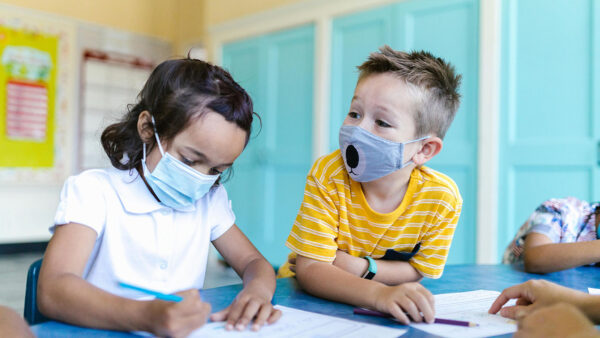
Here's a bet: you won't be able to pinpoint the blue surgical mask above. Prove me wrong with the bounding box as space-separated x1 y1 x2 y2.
142 118 219 210
339 125 428 182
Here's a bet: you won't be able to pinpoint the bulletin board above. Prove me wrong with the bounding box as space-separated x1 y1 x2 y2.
0 26 57 167
0 6 76 184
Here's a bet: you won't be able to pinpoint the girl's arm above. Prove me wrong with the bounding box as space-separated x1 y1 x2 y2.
211 225 281 331
523 232 600 273
295 254 435 324
38 223 210 337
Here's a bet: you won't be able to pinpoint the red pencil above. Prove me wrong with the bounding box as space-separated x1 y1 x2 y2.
353 307 479 327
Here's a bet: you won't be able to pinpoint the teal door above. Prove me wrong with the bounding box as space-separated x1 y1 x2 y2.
498 0 600 258
331 0 480 264
222 25 315 267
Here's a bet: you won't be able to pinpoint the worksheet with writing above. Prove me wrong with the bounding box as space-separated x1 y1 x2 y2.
411 290 517 338
189 305 407 337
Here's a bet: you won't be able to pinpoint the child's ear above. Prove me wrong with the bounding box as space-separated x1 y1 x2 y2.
137 110 154 143
412 136 443 166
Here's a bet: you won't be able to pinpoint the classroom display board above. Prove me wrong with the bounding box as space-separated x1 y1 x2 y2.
0 26 57 167
0 7 76 184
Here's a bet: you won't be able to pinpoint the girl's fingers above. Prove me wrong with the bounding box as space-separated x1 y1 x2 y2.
209 305 230 322
267 308 282 324
234 299 261 331
250 304 273 331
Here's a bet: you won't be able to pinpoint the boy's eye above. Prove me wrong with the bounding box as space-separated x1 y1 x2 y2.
348 112 361 119
376 120 391 128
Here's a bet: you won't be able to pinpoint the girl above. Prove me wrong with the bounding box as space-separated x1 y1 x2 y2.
38 58 281 337
503 196 600 273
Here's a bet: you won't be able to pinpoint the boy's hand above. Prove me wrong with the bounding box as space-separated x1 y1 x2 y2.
514 303 599 338
373 282 435 324
210 283 282 332
488 280 587 319
145 289 211 338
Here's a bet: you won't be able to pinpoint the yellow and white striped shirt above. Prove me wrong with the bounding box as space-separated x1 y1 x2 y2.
280 150 462 279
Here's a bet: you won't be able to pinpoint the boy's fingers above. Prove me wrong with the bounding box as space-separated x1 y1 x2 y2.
251 304 273 331
388 303 410 325
409 291 435 324
400 297 422 323
289 256 296 264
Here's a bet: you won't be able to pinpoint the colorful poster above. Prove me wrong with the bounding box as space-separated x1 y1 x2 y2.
0 26 57 167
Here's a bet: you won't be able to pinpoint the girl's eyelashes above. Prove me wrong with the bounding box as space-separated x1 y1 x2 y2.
180 156 194 165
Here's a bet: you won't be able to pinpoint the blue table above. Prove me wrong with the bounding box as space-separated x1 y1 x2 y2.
31 264 600 337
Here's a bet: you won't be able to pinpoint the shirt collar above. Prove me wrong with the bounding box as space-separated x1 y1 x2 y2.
108 167 196 214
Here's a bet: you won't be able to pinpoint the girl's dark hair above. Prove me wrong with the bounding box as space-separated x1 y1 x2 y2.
101 58 257 176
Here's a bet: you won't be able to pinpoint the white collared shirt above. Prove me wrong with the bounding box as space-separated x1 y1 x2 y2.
52 167 235 299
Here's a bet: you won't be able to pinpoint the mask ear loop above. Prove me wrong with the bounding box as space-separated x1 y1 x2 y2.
401 135 430 167
143 116 166 165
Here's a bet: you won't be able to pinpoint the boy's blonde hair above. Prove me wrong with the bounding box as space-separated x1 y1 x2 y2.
357 45 461 139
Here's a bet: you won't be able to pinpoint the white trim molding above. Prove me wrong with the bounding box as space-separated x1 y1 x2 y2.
476 0 501 264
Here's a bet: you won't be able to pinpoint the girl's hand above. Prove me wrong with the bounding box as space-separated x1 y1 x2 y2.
210 284 282 331
373 282 435 324
145 289 211 338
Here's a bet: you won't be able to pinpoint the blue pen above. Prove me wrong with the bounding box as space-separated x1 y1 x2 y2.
118 282 183 302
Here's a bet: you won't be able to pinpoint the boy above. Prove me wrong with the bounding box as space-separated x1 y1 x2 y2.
278 46 463 324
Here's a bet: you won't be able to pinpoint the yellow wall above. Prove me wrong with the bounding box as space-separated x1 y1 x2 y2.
0 0 179 42
0 0 305 54
203 0 303 27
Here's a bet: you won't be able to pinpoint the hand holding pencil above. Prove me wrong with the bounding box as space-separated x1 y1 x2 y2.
119 282 211 337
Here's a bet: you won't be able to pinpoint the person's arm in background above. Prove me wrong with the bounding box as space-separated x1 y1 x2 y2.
0 305 34 338
489 280 600 323
514 303 599 338
523 233 600 273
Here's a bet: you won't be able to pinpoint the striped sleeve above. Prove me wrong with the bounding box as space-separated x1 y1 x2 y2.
410 194 462 279
285 160 339 262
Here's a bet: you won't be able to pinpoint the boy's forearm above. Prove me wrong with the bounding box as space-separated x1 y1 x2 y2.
296 257 384 309
332 250 421 285
524 241 600 273
374 260 422 285
39 273 150 332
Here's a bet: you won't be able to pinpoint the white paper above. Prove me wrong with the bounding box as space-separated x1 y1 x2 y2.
188 305 407 337
588 287 600 295
411 290 517 338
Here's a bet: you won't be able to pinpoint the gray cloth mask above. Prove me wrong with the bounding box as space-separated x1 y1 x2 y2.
339 125 428 182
